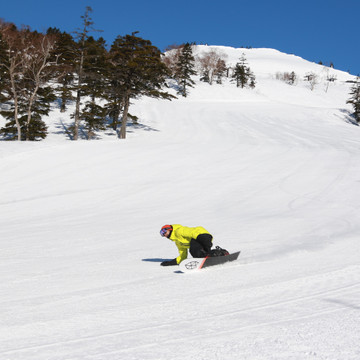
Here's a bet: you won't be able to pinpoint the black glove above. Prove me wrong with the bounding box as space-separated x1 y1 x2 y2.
160 258 178 266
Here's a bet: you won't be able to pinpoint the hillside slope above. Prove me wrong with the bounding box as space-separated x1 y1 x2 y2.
0 46 359 360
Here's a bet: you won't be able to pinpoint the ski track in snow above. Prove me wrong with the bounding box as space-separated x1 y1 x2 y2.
1 265 359 360
1 46 360 360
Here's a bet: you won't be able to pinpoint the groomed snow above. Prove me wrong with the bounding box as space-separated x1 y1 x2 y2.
0 46 359 360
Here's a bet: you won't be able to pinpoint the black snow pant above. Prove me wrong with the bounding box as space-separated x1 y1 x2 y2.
190 234 213 258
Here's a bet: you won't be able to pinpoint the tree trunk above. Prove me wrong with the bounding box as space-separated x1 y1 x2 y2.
60 91 66 112
13 94 21 141
74 89 81 140
25 83 40 141
9 72 21 141
112 108 120 131
24 43 51 141
74 49 84 140
119 93 130 139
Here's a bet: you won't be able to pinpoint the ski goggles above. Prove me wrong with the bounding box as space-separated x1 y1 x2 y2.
160 226 172 236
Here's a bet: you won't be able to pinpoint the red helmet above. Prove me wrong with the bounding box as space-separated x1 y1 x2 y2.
160 225 173 236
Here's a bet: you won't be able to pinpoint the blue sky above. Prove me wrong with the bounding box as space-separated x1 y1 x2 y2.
1 0 359 75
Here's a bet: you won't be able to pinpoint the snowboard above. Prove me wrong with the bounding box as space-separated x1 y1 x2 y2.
179 251 240 273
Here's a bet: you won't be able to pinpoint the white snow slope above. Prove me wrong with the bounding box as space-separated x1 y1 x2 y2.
0 46 359 360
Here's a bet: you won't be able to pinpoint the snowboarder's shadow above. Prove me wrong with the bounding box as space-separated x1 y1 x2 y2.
142 258 171 263
142 258 185 274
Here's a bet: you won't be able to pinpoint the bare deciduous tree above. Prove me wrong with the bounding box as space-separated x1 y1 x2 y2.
0 23 58 140
304 72 319 91
325 70 337 93
22 33 57 140
276 71 297 85
197 49 228 85
0 23 28 140
162 45 183 78
72 6 101 140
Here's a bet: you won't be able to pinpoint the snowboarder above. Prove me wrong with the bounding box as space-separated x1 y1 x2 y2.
159 224 213 266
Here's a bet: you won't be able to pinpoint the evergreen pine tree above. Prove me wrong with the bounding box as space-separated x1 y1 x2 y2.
81 36 108 138
0 23 24 140
347 77 360 123
108 32 173 139
47 27 76 113
232 53 256 88
175 43 196 97
0 31 9 106
200 69 210 83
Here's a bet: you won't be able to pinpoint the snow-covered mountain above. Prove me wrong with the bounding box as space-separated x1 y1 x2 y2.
0 46 359 360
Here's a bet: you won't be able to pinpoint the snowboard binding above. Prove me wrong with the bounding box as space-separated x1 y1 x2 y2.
209 246 229 257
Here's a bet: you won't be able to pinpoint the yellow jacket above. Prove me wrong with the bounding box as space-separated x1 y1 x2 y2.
169 224 211 264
